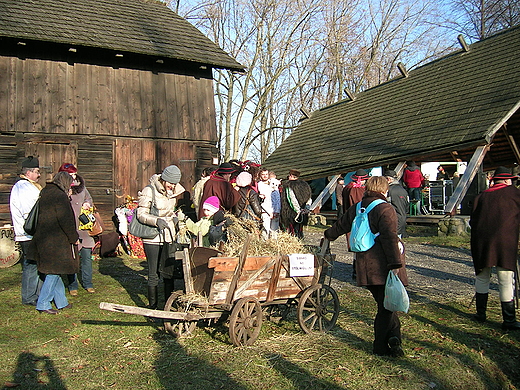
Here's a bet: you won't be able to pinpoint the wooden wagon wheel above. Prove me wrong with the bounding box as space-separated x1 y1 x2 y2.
163 291 198 338
228 297 263 346
297 284 339 334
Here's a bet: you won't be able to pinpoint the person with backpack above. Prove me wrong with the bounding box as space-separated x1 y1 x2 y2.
324 176 408 357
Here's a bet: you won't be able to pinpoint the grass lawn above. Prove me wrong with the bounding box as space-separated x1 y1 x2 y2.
1 228 519 389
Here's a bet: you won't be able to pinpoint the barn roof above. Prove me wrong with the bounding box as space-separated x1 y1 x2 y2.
264 26 520 180
0 0 244 72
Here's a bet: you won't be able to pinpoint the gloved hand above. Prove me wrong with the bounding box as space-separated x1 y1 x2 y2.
223 218 233 228
156 218 169 230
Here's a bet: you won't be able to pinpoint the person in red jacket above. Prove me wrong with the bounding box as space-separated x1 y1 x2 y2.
402 161 424 214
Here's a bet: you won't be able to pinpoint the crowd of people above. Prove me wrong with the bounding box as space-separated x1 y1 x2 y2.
9 156 520 359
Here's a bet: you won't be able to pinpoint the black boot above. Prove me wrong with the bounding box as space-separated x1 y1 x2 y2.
501 301 520 330
147 286 158 310
473 293 488 322
163 278 174 304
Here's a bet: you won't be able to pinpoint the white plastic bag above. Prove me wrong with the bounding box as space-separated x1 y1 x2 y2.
383 271 409 313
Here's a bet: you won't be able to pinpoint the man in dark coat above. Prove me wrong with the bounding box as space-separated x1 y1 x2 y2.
384 170 409 237
199 162 241 219
342 169 368 212
280 169 311 239
325 176 408 357
470 166 520 330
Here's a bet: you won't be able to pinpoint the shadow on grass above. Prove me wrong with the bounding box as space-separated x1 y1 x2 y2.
3 351 67 389
152 331 248 390
98 256 148 308
408 298 520 388
264 353 346 389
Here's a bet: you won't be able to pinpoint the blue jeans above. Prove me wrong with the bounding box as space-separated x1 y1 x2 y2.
36 274 68 310
68 247 93 290
20 241 41 304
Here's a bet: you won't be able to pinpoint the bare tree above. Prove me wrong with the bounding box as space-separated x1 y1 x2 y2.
175 0 451 162
445 0 520 40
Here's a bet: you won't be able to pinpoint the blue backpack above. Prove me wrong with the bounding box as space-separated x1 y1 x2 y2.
349 199 386 252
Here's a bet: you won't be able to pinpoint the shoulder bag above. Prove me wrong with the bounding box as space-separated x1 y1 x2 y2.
128 185 160 239
23 198 40 236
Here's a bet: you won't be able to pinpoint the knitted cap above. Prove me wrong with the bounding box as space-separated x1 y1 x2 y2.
235 171 252 187
58 163 78 174
203 196 220 214
161 165 181 184
22 156 39 169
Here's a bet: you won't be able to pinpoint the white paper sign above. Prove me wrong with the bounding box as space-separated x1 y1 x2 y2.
288 253 315 277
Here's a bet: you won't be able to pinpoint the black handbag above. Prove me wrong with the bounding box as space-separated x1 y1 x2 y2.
128 185 160 239
158 228 184 279
23 198 40 236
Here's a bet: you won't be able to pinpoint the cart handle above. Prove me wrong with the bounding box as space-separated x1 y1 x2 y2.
319 238 330 256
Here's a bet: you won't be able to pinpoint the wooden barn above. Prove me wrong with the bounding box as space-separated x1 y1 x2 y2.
0 0 244 226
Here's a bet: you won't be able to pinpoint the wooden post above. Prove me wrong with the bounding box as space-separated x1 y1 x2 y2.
444 145 489 215
309 174 340 212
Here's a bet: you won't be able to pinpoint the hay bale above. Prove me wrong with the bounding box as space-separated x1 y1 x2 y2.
217 214 314 257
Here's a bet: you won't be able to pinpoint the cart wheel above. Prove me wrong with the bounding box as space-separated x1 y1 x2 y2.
297 284 339 334
229 297 263 346
164 291 197 338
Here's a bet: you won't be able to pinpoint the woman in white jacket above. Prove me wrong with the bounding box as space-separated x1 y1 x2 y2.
136 165 184 309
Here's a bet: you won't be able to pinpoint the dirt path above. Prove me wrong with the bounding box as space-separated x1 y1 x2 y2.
304 231 477 303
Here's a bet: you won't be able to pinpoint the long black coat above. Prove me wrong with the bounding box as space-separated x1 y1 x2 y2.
31 183 79 275
325 192 408 287
470 184 520 274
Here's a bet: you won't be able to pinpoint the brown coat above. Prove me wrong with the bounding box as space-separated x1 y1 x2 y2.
199 174 240 218
470 184 520 274
31 183 79 275
325 192 408 287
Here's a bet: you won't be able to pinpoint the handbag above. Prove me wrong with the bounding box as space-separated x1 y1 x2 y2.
383 270 409 313
88 211 105 237
23 198 40 236
128 185 160 239
158 228 184 279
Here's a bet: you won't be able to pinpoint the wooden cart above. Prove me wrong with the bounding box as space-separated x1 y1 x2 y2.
100 238 339 346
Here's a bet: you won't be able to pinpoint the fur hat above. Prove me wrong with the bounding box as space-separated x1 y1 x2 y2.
217 162 235 175
202 196 220 214
235 171 252 187
161 165 181 184
352 169 369 180
22 156 39 169
58 163 78 174
492 166 518 181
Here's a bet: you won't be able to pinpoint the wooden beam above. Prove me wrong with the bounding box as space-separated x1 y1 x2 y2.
309 174 340 211
444 145 489 215
395 162 406 179
502 124 520 164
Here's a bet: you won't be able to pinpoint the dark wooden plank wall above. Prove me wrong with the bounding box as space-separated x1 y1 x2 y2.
0 56 217 142
0 55 220 226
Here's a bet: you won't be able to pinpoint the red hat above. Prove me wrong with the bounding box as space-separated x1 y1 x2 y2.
58 163 78 174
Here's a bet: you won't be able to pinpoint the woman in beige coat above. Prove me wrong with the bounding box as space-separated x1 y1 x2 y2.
136 165 185 309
